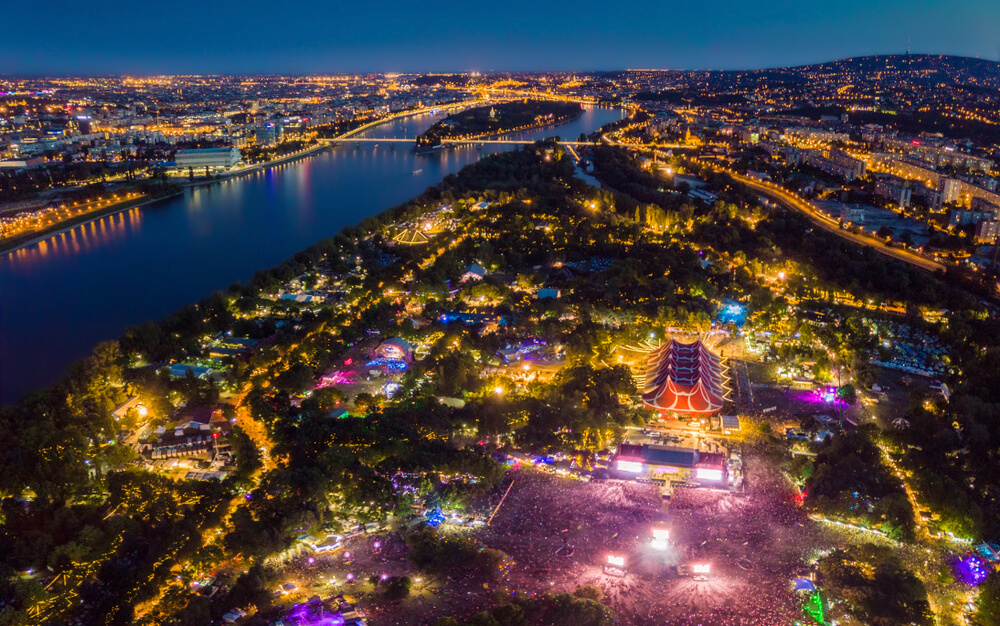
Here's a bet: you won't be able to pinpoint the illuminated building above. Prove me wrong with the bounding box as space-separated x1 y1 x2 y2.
975 219 1000 243
255 124 277 146
375 337 413 362
874 176 912 208
174 147 242 173
460 263 487 282
641 339 728 416
948 206 996 227
805 152 863 181
828 148 867 179
614 443 727 484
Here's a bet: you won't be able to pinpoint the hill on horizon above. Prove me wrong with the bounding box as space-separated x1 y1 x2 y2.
784 53 1000 80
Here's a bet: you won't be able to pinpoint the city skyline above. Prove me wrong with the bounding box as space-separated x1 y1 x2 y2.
3 0 1000 75
6 4 1000 624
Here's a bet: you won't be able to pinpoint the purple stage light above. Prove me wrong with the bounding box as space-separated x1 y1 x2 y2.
955 554 988 586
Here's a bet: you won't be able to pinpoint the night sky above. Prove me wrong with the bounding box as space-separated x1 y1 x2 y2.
2 0 999 74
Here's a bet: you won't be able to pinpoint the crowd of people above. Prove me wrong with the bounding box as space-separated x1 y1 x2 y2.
254 451 899 624
484 463 817 625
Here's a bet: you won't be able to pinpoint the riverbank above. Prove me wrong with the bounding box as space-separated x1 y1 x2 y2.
0 104 627 405
182 141 331 188
1 142 333 255
1 107 481 256
417 100 584 148
0 189 184 256
188 102 478 185
414 110 587 156
0 144 328 256
178 102 474 187
465 108 585 142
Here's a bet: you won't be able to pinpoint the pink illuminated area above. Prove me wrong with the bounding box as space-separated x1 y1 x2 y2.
790 387 849 409
317 370 356 387
651 465 679 475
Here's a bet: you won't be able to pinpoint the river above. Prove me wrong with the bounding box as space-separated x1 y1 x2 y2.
0 104 624 405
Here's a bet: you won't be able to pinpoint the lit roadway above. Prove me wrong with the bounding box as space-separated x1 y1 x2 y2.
322 94 684 149
717 168 946 274
321 137 603 146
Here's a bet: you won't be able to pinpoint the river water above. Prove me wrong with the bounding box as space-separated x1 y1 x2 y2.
0 105 624 404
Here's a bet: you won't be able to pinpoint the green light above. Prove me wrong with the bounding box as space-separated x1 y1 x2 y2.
803 591 825 624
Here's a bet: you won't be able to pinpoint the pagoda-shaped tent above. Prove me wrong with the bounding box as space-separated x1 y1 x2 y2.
641 339 729 415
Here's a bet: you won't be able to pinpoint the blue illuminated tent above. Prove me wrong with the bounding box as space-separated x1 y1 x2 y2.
792 578 816 592
426 508 445 527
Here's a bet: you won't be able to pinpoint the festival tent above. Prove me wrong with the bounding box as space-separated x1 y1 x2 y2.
394 228 430 245
642 339 729 415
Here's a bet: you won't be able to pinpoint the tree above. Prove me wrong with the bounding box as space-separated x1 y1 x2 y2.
574 585 604 601
977 571 1000 625
406 527 507 579
228 564 274 611
274 361 315 394
301 387 346 418
464 613 501 626
818 544 931 625
353 392 381 414
174 594 212 626
837 384 857 405
380 575 411 600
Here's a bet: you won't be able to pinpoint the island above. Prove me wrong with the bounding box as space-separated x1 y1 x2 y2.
9 54 1000 626
3 138 1000 626
415 99 582 151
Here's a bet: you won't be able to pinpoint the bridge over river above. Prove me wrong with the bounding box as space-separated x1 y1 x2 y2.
322 137 688 149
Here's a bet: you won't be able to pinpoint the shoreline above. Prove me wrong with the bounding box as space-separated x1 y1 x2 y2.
0 191 184 256
182 140 331 188
420 108 586 148
0 105 476 256
470 109 587 142
1 138 334 257
2 103 626 405
0 101 595 258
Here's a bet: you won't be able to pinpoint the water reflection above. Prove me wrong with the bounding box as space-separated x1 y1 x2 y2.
7 207 143 268
0 105 625 404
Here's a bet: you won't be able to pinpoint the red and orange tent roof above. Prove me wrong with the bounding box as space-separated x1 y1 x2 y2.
642 339 728 415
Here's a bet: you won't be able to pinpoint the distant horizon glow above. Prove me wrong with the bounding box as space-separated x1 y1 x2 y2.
2 50 998 78
1 0 999 75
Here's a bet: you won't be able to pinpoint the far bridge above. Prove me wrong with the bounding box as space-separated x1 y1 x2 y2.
320 137 603 146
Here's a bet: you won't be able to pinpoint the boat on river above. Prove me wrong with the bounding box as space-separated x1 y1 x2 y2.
415 143 448 156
